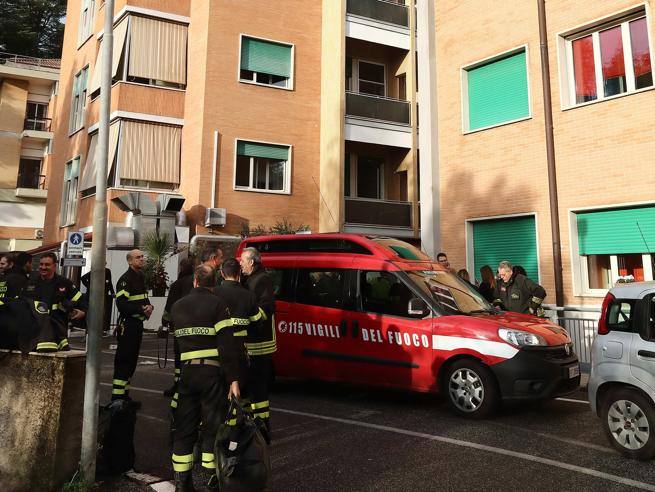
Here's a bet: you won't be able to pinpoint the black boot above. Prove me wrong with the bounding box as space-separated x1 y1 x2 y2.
174 471 195 492
163 384 176 398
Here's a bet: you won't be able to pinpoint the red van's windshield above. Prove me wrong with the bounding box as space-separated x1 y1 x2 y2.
406 270 494 315
371 238 431 261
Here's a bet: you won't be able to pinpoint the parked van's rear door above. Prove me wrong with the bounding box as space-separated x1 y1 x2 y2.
340 268 435 391
631 293 655 390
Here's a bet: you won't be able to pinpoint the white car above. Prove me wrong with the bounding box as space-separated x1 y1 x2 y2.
588 282 655 460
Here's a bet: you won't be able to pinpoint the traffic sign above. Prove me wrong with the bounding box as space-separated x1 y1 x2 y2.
67 231 84 256
63 257 86 267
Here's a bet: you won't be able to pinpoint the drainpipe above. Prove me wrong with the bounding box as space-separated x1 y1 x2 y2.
537 0 565 315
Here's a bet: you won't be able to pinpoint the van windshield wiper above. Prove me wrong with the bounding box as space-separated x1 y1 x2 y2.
467 308 496 315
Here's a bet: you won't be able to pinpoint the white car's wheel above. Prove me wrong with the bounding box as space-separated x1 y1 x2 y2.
601 387 655 460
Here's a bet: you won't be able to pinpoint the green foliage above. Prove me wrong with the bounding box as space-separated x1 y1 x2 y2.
142 232 173 296
61 469 92 492
0 0 67 58
241 218 309 238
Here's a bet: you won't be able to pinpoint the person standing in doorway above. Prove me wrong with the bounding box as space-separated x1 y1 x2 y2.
81 264 115 336
112 249 153 401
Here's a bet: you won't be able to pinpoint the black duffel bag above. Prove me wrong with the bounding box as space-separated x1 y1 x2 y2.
214 399 271 491
97 399 138 476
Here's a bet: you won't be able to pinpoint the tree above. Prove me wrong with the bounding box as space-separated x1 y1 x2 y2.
0 0 67 58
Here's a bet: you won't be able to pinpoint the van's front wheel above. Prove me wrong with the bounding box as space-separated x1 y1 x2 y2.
444 359 499 418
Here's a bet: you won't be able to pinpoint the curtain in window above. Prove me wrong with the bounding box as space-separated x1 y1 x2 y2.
572 35 596 101
241 37 292 78
237 140 289 160
118 120 181 184
80 121 120 191
128 16 187 85
90 18 130 93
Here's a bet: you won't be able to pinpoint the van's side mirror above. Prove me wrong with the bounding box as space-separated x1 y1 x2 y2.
408 298 428 317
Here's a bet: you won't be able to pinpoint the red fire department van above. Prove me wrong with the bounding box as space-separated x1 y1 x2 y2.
237 234 580 417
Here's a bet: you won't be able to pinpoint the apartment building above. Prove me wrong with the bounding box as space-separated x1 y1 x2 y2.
44 0 434 252
0 53 59 251
436 0 655 306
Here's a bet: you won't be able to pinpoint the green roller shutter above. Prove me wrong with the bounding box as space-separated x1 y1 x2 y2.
240 36 292 78
467 50 529 131
577 206 655 255
473 215 538 281
237 140 289 161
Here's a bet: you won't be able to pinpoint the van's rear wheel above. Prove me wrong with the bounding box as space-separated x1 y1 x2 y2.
601 387 655 460
444 359 499 418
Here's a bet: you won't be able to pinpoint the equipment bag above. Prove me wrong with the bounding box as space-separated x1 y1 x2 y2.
214 399 271 492
97 399 138 476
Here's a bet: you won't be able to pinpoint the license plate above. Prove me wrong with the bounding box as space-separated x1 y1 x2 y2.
568 364 580 379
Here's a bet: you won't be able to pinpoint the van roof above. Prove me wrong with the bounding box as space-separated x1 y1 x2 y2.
239 233 433 263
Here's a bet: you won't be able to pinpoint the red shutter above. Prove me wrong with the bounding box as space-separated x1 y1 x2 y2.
630 18 652 78
599 26 626 80
573 35 596 98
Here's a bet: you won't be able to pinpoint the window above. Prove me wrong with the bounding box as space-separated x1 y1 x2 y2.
234 140 290 193
360 271 416 318
606 299 636 333
25 102 49 131
17 158 42 189
356 156 384 199
78 0 96 45
647 295 655 341
358 60 385 96
239 35 293 89
61 157 81 226
90 16 188 97
470 215 538 283
296 269 348 309
565 10 653 107
265 268 294 302
575 206 655 294
463 48 529 132
70 66 89 133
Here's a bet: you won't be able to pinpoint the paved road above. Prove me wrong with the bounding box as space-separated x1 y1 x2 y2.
80 333 655 491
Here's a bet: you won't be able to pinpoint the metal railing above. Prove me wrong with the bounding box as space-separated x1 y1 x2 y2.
345 197 412 228
346 91 411 125
547 306 600 372
346 0 409 27
0 52 61 71
24 117 52 132
16 173 46 190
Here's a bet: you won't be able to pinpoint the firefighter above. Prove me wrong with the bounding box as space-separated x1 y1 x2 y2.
170 264 244 491
239 247 275 440
0 252 32 349
0 252 32 301
81 264 115 335
493 260 546 316
0 252 14 277
23 252 86 351
161 257 194 399
112 249 153 400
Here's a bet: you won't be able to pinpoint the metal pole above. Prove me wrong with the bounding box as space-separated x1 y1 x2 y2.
537 0 565 312
80 0 114 481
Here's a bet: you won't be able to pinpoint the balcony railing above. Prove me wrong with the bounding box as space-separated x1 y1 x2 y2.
346 91 410 125
16 173 46 190
0 52 61 71
24 117 52 132
345 197 412 228
346 0 409 27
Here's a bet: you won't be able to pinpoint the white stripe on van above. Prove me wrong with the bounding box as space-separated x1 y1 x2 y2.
432 335 519 360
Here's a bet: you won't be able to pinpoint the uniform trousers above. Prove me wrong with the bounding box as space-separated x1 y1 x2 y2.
245 355 273 432
112 317 144 399
172 364 228 473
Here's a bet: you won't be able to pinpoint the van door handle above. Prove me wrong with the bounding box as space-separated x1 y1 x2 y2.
352 320 359 338
638 350 655 359
339 320 348 337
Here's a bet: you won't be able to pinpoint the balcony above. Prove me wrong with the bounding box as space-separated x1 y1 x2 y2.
346 0 409 27
15 173 47 199
346 91 410 125
345 197 412 229
24 117 51 132
0 52 60 82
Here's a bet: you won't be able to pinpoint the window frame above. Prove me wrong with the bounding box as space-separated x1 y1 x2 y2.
569 202 655 297
69 66 89 135
78 0 96 47
357 269 430 319
460 45 532 134
559 6 655 109
232 138 292 195
237 33 295 91
356 59 387 97
60 156 81 228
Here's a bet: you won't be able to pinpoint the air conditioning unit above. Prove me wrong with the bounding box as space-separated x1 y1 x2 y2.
34 229 44 239
205 207 227 227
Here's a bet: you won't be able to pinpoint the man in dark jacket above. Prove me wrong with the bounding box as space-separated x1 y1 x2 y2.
240 247 275 439
23 252 87 351
493 261 546 316
112 249 153 400
170 264 244 491
0 252 32 301
162 258 194 399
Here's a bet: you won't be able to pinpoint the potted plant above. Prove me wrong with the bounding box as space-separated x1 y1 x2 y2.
142 232 172 296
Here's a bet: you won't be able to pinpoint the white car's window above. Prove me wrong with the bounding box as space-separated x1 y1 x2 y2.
606 299 636 333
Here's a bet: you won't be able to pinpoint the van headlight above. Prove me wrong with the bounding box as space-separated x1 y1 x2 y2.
498 328 547 347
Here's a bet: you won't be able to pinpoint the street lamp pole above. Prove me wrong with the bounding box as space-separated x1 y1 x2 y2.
80 0 114 481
